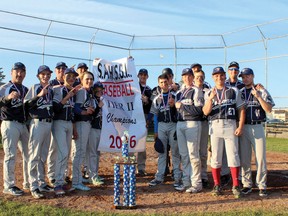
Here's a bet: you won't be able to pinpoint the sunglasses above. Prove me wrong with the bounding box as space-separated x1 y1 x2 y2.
57 67 67 70
229 68 239 71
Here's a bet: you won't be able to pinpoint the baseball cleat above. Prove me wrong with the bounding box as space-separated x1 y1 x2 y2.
3 186 24 196
211 185 222 196
241 187 252 195
232 186 241 199
259 189 268 197
39 184 54 192
185 186 202 193
54 185 65 196
149 179 163 187
31 188 44 199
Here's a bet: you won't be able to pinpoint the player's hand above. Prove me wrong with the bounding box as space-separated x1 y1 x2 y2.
234 127 243 136
175 101 182 109
209 87 217 100
7 91 20 100
255 83 264 90
86 106 95 114
171 82 178 91
37 84 50 97
141 95 148 104
251 86 261 99
98 100 104 108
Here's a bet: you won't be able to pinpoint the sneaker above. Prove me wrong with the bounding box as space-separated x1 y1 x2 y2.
211 185 222 196
31 188 44 199
220 174 231 187
259 189 268 197
185 186 202 193
39 185 54 192
149 179 163 187
232 186 241 199
137 170 147 177
202 179 209 188
175 184 188 192
241 187 252 195
54 185 65 196
173 181 182 188
72 183 91 191
91 177 104 186
3 186 24 196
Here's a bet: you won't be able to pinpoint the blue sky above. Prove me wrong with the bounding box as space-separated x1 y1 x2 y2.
1 0 288 107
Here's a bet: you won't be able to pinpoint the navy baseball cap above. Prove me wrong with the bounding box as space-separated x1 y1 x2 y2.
77 62 88 69
12 62 26 71
64 68 78 76
239 68 254 77
154 138 164 154
190 63 202 69
138 68 148 75
38 65 53 74
162 68 173 76
228 61 239 68
55 62 67 69
93 81 104 89
182 68 193 76
212 67 225 75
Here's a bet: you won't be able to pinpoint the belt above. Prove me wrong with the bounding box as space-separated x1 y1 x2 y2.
245 121 262 125
38 118 52 123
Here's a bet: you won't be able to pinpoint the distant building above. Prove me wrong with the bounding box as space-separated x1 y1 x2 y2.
272 108 288 122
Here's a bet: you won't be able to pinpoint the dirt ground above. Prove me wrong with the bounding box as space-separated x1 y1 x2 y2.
0 142 288 214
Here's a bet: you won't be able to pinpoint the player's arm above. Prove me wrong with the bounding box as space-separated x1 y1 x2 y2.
235 106 245 136
252 87 273 113
203 88 216 116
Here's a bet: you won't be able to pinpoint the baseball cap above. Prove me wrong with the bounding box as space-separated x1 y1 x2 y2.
12 62 26 71
64 68 78 76
154 138 164 154
55 62 67 69
93 81 104 89
212 67 225 75
181 68 193 76
37 65 53 74
162 68 173 76
138 68 148 75
239 68 254 77
77 62 88 69
190 63 202 69
228 61 239 69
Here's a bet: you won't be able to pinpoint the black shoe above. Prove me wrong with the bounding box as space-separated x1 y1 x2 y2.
241 187 252 195
220 174 231 187
3 186 24 196
202 179 209 188
39 185 54 192
211 185 222 196
259 189 268 197
31 188 44 199
137 170 147 177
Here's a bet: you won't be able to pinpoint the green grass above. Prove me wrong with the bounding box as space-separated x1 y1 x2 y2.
266 137 288 153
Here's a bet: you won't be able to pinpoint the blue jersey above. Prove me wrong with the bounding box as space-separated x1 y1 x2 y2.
204 86 245 121
0 81 28 122
74 88 96 122
240 87 275 124
150 91 177 123
24 84 54 119
53 86 75 121
91 97 102 129
176 86 204 121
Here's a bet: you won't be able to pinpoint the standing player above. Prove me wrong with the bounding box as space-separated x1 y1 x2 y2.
190 63 211 89
24 65 54 199
203 67 245 198
137 68 152 176
0 62 29 196
239 68 275 197
149 74 181 187
74 62 88 86
174 68 203 193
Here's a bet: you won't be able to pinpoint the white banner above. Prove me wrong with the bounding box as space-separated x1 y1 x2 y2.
92 57 147 152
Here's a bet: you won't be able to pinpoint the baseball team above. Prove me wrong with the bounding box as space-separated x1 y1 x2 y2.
0 60 274 200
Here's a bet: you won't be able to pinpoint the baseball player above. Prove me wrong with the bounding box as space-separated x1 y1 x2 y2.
193 69 211 188
238 68 275 197
174 68 204 193
71 71 96 191
191 63 211 188
47 61 68 185
52 68 80 195
137 68 152 176
86 82 105 186
74 62 88 86
24 65 54 199
149 74 181 187
0 62 29 196
203 67 245 199
150 68 179 177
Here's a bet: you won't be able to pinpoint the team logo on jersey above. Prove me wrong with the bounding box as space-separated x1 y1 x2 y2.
255 109 261 118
